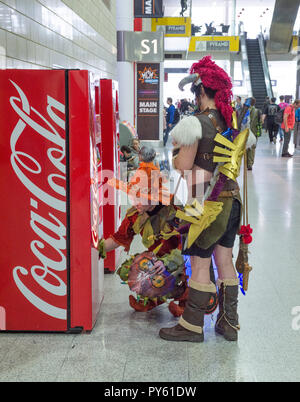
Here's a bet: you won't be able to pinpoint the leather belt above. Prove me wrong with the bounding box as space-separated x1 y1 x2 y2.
218 189 239 198
198 152 213 161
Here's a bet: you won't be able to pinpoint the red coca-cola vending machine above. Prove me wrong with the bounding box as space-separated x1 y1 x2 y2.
0 69 104 332
100 79 121 272
94 84 105 294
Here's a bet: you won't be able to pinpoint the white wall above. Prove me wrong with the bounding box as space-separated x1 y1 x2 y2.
0 0 117 79
163 59 232 107
268 60 298 100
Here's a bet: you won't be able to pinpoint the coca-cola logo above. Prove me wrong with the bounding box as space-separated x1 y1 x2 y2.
9 80 67 321
90 140 99 248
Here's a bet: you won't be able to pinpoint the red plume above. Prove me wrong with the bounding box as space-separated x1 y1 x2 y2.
190 56 233 127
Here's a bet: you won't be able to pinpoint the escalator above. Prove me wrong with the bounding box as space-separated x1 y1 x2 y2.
246 38 268 110
241 34 273 111
267 0 300 54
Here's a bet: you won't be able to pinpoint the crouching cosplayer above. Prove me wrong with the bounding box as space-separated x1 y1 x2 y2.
98 147 217 317
98 146 218 317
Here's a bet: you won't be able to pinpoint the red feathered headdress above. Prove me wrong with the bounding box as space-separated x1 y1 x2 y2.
179 56 233 127
190 56 233 126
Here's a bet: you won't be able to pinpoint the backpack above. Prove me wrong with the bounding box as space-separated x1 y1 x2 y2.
251 108 262 137
256 119 262 137
173 108 180 124
274 107 285 125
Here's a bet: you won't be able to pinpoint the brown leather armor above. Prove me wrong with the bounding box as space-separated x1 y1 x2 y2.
194 109 239 192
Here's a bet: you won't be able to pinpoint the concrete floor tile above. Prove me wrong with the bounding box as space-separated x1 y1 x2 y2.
1 133 300 382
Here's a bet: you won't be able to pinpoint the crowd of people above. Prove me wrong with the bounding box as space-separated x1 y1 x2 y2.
236 95 300 163
163 97 197 147
121 93 300 182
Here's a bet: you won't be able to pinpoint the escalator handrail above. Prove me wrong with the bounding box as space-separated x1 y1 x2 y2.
240 33 253 96
257 33 274 99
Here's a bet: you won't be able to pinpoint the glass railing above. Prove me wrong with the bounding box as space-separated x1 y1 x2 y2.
240 32 253 96
257 33 274 99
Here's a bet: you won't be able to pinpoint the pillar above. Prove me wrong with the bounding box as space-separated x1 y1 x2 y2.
116 0 135 126
296 34 300 99
231 0 236 36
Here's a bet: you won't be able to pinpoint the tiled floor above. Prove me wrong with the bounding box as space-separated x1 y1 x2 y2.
1 132 300 382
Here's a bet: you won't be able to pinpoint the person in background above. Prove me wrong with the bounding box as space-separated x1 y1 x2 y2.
277 96 289 142
139 145 160 169
164 97 175 146
294 103 300 148
163 106 167 133
130 138 140 155
138 146 156 164
262 97 280 144
129 138 141 168
278 95 288 109
262 96 270 132
235 96 242 118
247 97 261 171
120 145 136 180
282 100 300 157
176 99 181 110
120 145 134 164
180 98 191 115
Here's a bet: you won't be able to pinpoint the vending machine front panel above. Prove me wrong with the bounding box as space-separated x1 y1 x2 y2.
0 69 68 331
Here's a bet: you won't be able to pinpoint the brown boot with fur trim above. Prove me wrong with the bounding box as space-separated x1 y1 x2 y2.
215 278 240 341
159 281 216 342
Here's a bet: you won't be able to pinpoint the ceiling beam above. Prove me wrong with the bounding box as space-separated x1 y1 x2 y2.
267 0 300 53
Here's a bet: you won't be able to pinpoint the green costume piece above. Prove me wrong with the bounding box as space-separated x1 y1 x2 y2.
117 248 185 301
186 194 242 250
130 205 180 249
97 238 106 259
247 106 261 169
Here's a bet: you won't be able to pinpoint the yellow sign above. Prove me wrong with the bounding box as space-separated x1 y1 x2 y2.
151 17 192 37
189 36 240 53
291 35 299 53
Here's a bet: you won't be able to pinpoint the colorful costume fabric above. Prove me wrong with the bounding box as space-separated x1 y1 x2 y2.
100 160 193 316
109 203 190 316
159 56 254 342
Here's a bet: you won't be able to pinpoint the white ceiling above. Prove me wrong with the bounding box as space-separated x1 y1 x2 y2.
162 0 299 51
162 0 300 52
164 0 276 8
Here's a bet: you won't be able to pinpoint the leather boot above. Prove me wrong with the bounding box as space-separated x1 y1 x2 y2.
215 278 240 341
159 281 216 342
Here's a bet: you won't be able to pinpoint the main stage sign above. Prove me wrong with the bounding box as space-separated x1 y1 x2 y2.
137 63 160 141
134 0 163 18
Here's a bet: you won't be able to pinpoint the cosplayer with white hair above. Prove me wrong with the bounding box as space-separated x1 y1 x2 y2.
159 56 255 343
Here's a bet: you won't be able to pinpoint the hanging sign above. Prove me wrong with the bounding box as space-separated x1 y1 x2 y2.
117 31 164 62
137 63 160 141
134 0 163 18
152 17 192 37
189 36 240 53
